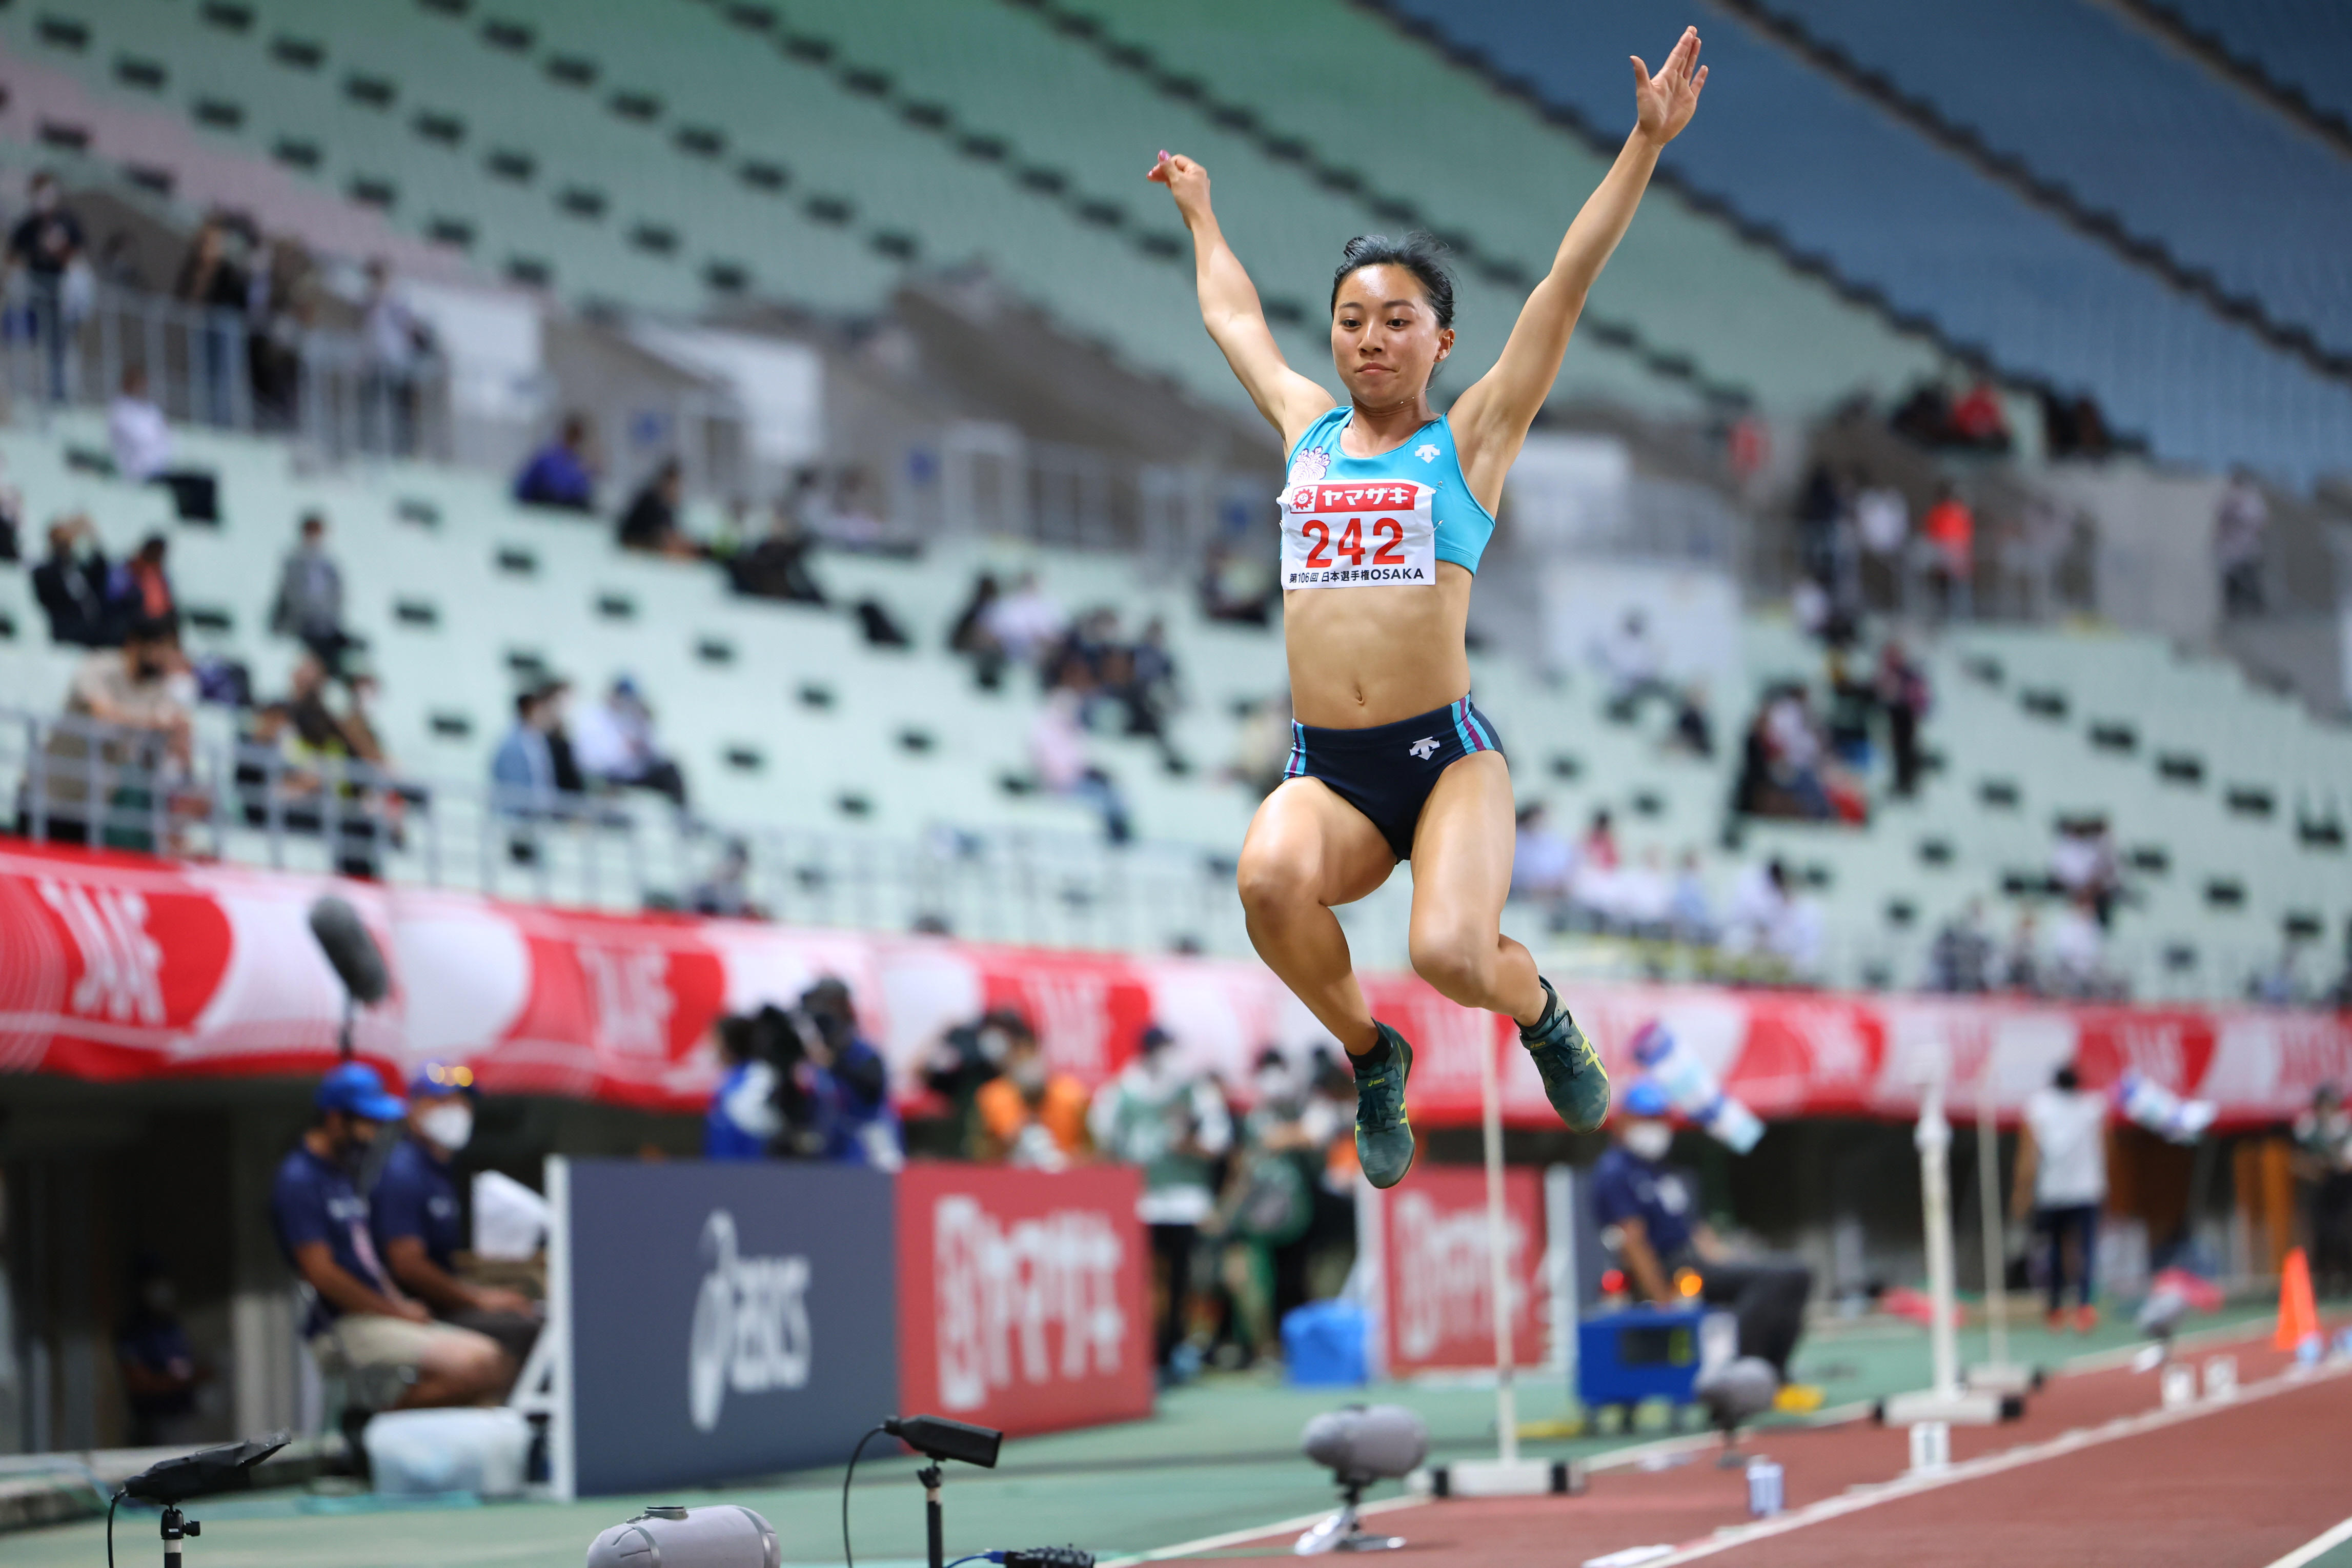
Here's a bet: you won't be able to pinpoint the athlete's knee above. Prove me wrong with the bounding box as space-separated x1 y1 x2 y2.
1409 925 1498 1003
1236 840 1319 917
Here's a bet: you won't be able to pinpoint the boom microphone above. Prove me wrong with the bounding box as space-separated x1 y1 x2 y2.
308 895 389 1007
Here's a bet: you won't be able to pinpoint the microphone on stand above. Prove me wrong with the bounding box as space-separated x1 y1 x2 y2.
307 895 388 1058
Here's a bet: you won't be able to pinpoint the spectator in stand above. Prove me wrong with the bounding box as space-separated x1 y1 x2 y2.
728 498 827 605
173 213 249 427
1823 650 1875 773
513 414 596 512
361 258 432 456
114 1255 206 1448
371 1062 540 1377
1947 378 2012 453
271 1063 508 1408
617 459 700 558
8 172 84 399
2050 817 2121 928
1875 639 1929 798
270 512 355 674
249 235 317 429
1616 847 1674 940
1761 684 1833 820
35 616 191 846
570 676 688 808
2049 889 2114 999
815 466 887 551
2002 909 2043 996
1669 850 1713 945
32 514 114 646
109 533 176 628
0 452 24 563
1090 1024 1233 1378
1854 480 1909 611
1792 462 1849 590
2012 1063 2107 1332
1511 802 1575 909
490 689 557 814
1927 899 1996 994
1200 534 1276 627
2248 931 2309 1008
1030 687 1131 843
1920 483 1974 620
985 571 1067 669
947 571 1008 689
686 839 762 919
108 365 219 521
975 1027 1091 1168
1599 608 1671 720
2215 468 2268 618
1665 682 1714 759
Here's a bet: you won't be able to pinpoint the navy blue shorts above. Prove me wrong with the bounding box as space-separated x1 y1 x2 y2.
1284 696 1506 861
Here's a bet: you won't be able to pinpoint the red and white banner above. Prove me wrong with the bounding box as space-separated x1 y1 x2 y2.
1375 1166 1548 1375
895 1163 1152 1437
2 841 2347 1129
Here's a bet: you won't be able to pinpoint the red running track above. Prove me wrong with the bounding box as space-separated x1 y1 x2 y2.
1165 1323 2346 1567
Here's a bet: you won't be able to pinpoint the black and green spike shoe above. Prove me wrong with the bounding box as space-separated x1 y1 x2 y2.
1520 978 1610 1132
1351 1022 1416 1189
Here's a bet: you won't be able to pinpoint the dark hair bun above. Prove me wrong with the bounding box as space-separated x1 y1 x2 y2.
1329 232 1457 330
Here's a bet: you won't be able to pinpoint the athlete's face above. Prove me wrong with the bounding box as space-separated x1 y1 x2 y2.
1331 264 1451 407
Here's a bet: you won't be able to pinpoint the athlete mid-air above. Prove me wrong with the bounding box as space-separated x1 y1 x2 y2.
1149 27 1708 1188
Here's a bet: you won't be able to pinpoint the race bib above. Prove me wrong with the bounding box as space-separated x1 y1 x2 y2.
1279 480 1436 590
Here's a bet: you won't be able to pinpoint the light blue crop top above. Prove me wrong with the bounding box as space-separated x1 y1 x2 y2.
1283 408 1497 575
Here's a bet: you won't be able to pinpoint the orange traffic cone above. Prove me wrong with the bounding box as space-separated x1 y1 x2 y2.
2275 1246 2320 1353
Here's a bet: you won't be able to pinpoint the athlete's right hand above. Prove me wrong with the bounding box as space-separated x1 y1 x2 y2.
1147 150 1211 223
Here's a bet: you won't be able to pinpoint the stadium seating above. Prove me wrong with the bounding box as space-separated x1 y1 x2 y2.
1381 0 2352 485
1762 0 2352 359
7 409 2345 999
2150 0 2352 131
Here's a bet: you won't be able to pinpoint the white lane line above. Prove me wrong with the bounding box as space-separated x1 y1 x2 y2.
1634 1360 2352 1567
1091 1492 1427 1567
2258 1513 2352 1568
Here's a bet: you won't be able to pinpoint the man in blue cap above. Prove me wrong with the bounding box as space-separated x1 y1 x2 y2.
1591 1076 1814 1384
270 1062 506 1409
371 1061 541 1379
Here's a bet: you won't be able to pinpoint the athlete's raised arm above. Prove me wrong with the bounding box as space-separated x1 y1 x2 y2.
1452 27 1707 505
1150 152 1336 449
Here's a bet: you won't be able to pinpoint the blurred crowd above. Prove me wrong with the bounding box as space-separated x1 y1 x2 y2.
699 989 1361 1382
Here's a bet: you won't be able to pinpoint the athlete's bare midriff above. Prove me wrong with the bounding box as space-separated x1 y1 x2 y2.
1282 561 1474 729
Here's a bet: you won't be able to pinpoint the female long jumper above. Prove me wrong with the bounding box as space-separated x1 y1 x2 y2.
1149 28 1708 1187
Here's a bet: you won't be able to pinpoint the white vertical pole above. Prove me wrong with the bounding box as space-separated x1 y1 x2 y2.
1480 1026 1518 1464
1544 1164 1578 1381
1916 1077 1959 1400
509 1155 576 1501
1976 1063 2011 1372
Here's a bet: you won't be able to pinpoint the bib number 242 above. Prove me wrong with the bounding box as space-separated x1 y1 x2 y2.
1299 516 1407 569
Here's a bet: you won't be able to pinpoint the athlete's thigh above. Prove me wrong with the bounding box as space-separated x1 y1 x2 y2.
1239 777 1395 907
1405 750 1516 932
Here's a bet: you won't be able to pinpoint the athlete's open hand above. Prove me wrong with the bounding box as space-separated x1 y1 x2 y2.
1631 26 1707 145
1148 150 1212 226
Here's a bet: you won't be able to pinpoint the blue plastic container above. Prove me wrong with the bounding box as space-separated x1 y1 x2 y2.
1282 1299 1370 1387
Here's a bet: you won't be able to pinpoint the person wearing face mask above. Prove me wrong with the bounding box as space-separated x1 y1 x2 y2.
36 616 194 847
1090 1024 1234 1377
1592 1078 1814 1386
371 1062 540 1377
272 1064 508 1410
974 1026 1090 1168
115 1253 207 1447
2012 1062 2108 1333
2294 1084 2352 1298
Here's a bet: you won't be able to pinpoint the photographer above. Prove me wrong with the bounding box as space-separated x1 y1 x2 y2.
799 980 903 1170
370 1062 539 1378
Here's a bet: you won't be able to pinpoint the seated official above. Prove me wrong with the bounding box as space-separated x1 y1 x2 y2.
1592 1077 1814 1384
271 1063 506 1410
370 1062 541 1375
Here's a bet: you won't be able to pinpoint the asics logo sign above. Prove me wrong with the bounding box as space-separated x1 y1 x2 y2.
686 1209 812 1433
1408 737 1439 760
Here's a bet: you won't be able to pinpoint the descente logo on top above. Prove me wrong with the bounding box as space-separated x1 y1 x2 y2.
686 1209 812 1432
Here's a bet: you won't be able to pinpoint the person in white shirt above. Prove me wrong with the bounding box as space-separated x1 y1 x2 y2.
2013 1064 2108 1331
107 365 218 520
566 676 687 808
1510 802 1576 906
981 572 1066 667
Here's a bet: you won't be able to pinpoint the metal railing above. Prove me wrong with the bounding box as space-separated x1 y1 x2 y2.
0 704 1267 956
0 283 452 462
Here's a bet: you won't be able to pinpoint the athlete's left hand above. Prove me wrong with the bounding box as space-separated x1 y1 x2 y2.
1632 26 1707 145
